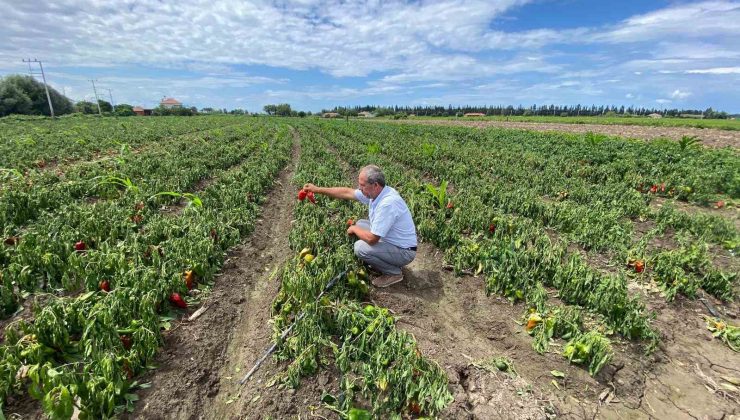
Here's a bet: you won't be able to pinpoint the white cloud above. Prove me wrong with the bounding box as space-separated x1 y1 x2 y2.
595 1 740 43
671 89 691 99
656 99 672 104
686 67 740 74
626 93 634 99
1 0 738 110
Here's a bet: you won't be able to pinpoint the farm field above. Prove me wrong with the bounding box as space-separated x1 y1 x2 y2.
1 116 739 419
380 118 740 150
411 115 740 131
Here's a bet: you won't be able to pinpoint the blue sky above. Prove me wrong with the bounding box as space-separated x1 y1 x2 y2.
1 0 738 113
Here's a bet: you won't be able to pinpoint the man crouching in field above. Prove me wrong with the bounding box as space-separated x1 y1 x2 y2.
302 165 417 287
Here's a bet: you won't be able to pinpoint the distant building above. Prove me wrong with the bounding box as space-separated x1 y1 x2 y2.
133 106 152 116
160 97 182 109
358 111 374 118
322 112 341 118
648 113 663 119
464 113 486 117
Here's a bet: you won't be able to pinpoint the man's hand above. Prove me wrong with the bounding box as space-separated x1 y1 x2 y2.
302 185 356 201
346 225 356 236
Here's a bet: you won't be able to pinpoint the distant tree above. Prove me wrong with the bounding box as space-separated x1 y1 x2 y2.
152 105 194 116
0 74 74 117
114 103 135 116
298 111 306 118
275 103 292 116
75 101 98 114
97 100 113 113
0 81 33 116
263 104 277 115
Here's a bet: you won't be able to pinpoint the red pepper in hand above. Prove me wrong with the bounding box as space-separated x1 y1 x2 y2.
307 191 316 204
297 189 307 201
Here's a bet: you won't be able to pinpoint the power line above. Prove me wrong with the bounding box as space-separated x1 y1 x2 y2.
22 58 55 118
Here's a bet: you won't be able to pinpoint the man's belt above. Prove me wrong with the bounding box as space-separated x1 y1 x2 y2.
402 246 417 251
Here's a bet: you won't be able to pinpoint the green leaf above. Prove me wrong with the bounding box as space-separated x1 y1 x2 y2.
348 408 372 420
550 370 566 378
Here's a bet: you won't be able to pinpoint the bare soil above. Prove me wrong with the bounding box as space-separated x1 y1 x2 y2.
381 119 740 149
376 243 740 419
129 133 302 419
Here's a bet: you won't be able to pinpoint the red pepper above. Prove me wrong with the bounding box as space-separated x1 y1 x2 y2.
74 241 87 252
408 401 422 415
634 260 645 273
120 335 132 350
99 280 110 292
169 292 188 309
347 218 354 226
660 182 666 192
297 190 307 201
649 185 658 194
446 201 454 209
307 191 316 204
489 224 496 234
716 200 725 209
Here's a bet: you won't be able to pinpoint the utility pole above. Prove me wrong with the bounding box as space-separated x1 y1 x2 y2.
22 58 55 118
89 79 103 116
105 88 115 112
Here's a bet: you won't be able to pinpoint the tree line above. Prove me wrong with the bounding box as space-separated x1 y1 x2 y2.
2 73 733 119
324 104 733 119
0 74 206 117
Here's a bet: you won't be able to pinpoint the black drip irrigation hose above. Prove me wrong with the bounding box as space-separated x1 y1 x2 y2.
238 269 348 385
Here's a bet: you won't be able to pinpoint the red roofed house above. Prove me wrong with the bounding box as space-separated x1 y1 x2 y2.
160 97 182 109
133 106 152 116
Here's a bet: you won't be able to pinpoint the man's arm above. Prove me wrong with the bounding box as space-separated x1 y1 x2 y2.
347 225 380 245
303 183 357 201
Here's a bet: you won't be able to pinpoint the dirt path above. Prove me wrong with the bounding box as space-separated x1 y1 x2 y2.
129 130 301 419
379 119 740 149
373 243 558 419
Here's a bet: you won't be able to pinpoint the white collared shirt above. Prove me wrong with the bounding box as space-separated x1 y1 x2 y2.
354 186 417 248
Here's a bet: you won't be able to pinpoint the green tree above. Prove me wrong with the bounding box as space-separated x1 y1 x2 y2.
0 81 33 116
75 101 98 114
151 105 194 116
263 104 277 115
114 103 135 116
0 74 74 117
98 100 113 113
275 103 292 116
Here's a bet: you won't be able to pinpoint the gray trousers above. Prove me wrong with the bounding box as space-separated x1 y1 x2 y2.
353 219 416 275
